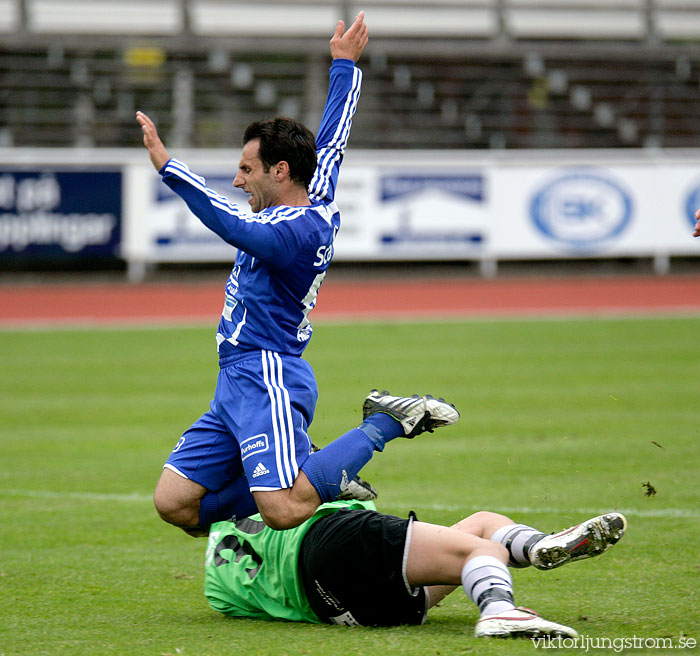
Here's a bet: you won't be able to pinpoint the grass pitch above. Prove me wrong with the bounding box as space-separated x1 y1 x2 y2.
1 316 698 655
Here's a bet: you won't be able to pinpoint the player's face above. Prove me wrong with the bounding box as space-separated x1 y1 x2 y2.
233 139 279 212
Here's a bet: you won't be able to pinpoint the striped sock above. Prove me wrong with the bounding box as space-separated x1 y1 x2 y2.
461 555 516 617
490 523 546 568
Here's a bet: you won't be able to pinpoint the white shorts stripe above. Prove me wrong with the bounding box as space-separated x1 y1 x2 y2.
261 350 286 488
273 351 299 483
262 350 297 488
267 352 290 486
273 352 296 486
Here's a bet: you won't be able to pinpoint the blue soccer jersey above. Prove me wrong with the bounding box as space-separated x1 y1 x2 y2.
160 59 363 496
159 59 362 358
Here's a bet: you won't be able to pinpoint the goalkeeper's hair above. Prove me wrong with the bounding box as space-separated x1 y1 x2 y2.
243 118 317 189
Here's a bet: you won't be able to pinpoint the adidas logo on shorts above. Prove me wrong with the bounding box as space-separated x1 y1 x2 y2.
252 462 270 478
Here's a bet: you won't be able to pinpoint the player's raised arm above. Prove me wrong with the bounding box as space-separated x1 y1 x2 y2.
136 110 170 171
307 15 367 203
694 208 700 237
330 11 369 62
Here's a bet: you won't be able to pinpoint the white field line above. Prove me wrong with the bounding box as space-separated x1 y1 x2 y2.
2 309 700 333
388 502 700 519
1 489 153 503
2 488 697 518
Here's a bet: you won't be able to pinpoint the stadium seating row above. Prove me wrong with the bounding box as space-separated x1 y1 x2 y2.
1 0 699 150
2 43 697 150
1 0 700 40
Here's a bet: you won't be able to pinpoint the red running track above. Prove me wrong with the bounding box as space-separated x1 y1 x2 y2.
0 275 699 326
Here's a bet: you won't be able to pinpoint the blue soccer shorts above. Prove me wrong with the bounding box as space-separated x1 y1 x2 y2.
164 349 317 493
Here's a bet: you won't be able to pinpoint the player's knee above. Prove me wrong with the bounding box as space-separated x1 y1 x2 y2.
257 507 308 531
445 528 509 565
153 488 198 528
256 500 315 531
476 511 504 521
488 541 509 562
457 511 496 528
254 486 318 530
455 511 515 538
468 540 509 564
153 469 206 528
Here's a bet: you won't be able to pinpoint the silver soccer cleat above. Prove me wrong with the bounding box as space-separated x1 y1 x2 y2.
529 513 627 570
335 474 378 501
362 389 460 438
475 606 578 639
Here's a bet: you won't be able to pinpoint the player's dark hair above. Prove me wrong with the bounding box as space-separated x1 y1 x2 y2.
243 118 317 189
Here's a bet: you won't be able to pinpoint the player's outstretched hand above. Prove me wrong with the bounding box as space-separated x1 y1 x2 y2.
136 111 170 171
330 11 369 63
694 208 700 238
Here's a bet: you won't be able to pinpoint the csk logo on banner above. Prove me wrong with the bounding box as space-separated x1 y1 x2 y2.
530 171 632 252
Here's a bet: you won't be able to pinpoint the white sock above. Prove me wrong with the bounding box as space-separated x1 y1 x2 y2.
461 555 516 617
490 523 545 567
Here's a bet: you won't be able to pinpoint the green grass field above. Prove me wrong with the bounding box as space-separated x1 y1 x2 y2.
1 316 699 655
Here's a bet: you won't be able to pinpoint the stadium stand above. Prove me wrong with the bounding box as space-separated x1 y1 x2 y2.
1 0 700 149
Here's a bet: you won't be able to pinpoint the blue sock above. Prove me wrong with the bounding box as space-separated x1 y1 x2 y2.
198 476 258 528
300 412 403 503
360 412 405 451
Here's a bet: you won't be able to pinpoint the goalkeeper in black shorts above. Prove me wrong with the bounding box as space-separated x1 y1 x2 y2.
205 499 626 638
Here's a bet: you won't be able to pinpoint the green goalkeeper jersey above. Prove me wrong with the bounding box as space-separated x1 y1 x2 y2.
204 499 376 622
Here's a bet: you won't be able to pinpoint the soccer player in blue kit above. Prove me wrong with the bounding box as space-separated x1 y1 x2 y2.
136 13 460 537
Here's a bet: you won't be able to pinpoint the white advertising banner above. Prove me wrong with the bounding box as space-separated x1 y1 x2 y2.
490 164 700 258
3 147 697 272
333 157 700 262
657 166 700 254
490 165 653 258
333 166 489 260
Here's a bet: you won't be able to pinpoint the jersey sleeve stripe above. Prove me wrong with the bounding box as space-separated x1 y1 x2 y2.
313 68 363 201
166 160 244 216
309 148 342 203
268 206 307 223
166 160 316 225
308 66 362 200
165 158 208 188
325 66 362 152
